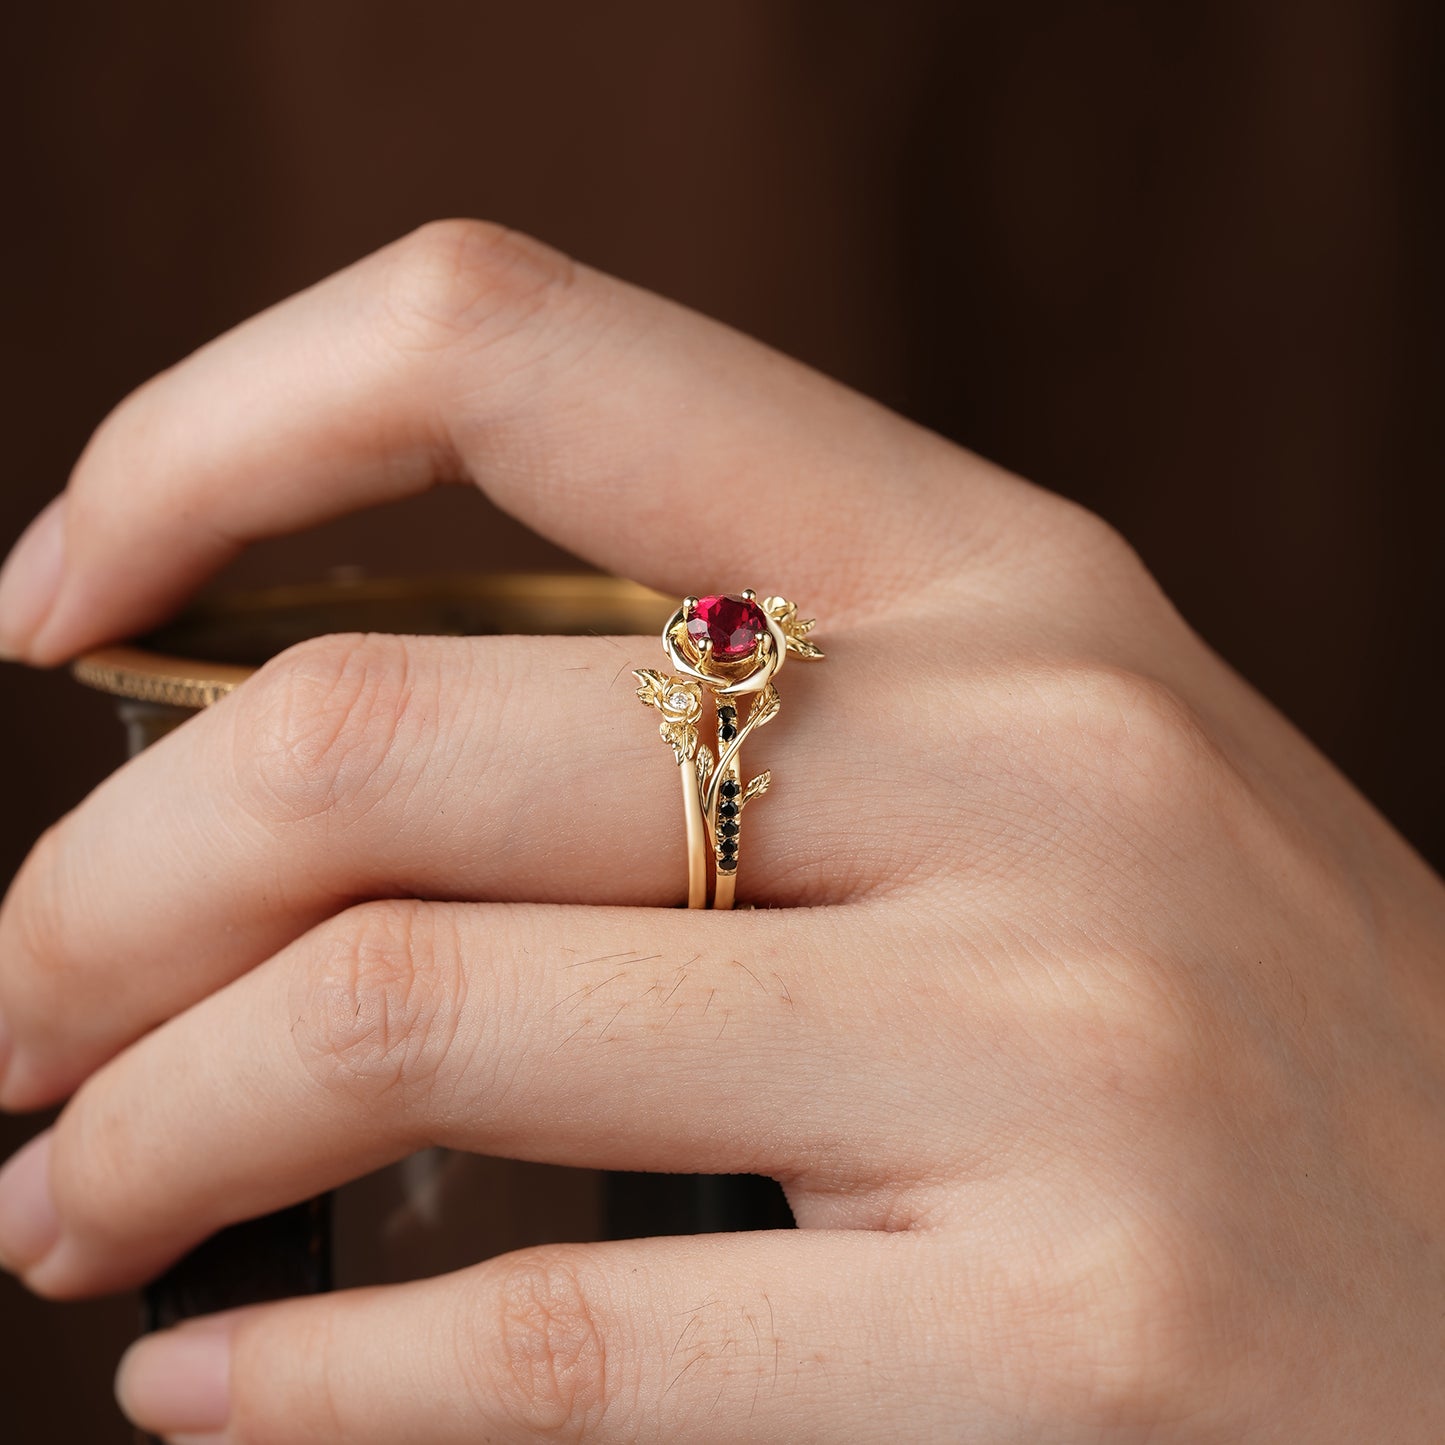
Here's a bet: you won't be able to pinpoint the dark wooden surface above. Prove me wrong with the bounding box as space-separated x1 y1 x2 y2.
1 2 1442 1438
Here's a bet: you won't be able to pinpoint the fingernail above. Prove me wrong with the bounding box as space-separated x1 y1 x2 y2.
0 1129 60 1273
0 495 68 660
116 1316 234 1440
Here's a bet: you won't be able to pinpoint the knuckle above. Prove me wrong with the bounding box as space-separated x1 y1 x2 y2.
1034 1214 1226 1433
1031 497 1164 608
1050 498 1147 577
289 900 463 1101
377 218 579 354
1034 664 1231 824
232 632 420 828
477 1248 621 1440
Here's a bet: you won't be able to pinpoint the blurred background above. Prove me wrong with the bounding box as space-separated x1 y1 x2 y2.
1 1 1441 1437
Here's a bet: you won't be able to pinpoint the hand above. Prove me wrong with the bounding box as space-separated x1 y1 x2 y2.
0 221 1441 1443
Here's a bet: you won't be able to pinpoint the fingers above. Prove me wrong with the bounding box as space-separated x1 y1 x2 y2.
0 629 884 1109
2 900 921 1298
116 1232 968 1444
4 219 1012 665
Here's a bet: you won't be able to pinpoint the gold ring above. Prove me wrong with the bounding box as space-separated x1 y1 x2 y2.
634 591 824 909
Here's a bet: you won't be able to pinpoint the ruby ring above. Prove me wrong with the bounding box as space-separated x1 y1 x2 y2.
633 590 824 909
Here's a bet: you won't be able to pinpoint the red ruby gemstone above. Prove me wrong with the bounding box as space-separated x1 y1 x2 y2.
687 594 766 660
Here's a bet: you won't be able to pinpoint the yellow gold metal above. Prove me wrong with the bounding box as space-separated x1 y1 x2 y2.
634 591 823 909
681 764 708 909
71 647 253 708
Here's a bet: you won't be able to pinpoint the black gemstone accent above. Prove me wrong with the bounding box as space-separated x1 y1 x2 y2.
718 706 736 720
719 837 738 855
720 779 741 798
719 726 737 742
719 820 739 838
719 800 739 819
717 858 737 873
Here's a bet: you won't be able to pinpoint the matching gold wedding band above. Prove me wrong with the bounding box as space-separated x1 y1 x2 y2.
634 591 824 909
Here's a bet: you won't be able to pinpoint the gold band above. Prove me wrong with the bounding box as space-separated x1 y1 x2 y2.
634 591 824 908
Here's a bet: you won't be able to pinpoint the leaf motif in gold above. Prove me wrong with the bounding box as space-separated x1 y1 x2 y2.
749 683 781 730
633 668 669 707
659 719 698 764
784 635 825 660
742 770 771 807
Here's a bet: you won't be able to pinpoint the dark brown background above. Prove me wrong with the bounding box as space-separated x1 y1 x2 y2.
2 2 1441 1438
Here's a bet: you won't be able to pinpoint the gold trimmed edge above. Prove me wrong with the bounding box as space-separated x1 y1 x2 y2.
71 647 254 708
70 573 673 708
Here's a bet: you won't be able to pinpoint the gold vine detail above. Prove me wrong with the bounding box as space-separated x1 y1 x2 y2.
632 669 703 764
633 670 777 825
703 683 778 821
763 596 824 660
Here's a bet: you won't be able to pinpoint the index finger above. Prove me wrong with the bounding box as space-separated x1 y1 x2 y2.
0 220 1019 665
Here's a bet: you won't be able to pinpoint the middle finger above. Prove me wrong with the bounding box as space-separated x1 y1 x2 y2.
3 898 918 1298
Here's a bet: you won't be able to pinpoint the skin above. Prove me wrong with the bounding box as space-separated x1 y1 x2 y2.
0 220 1442 1443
